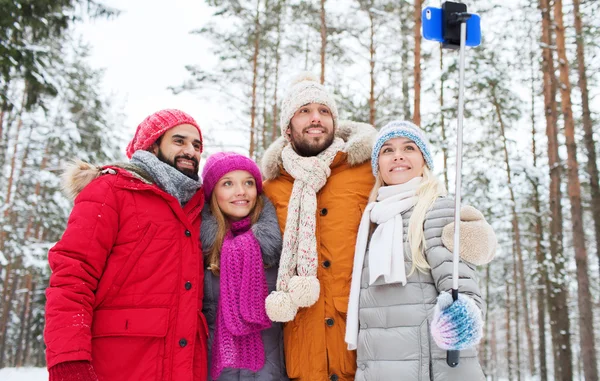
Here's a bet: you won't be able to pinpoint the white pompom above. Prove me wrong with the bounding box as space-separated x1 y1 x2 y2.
265 291 298 322
289 71 319 87
289 276 320 307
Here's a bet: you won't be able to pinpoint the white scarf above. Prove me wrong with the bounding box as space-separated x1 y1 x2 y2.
265 138 345 322
345 177 422 350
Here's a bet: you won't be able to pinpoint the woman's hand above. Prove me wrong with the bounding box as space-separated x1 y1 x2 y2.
430 291 483 351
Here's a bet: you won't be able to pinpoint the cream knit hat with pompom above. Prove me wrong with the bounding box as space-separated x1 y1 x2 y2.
279 72 339 138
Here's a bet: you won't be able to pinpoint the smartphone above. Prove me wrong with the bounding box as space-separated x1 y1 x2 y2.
422 6 481 47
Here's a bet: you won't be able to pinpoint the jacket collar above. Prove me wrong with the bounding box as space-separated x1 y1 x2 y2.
61 160 204 222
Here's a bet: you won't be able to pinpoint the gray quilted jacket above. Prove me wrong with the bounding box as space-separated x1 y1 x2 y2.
200 196 289 381
355 197 485 381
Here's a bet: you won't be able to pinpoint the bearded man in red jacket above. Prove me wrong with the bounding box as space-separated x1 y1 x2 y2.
44 109 208 381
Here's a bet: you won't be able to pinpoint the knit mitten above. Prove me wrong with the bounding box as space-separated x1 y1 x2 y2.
431 292 483 351
49 361 99 381
441 205 497 265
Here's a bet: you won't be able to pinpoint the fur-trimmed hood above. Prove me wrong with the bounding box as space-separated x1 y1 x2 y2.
200 195 283 267
61 160 153 200
260 119 376 180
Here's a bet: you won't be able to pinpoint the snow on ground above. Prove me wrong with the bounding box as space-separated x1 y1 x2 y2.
0 367 47 380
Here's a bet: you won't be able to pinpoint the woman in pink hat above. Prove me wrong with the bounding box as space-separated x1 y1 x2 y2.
200 152 288 381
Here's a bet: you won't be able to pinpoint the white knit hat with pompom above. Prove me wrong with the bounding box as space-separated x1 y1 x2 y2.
279 72 339 138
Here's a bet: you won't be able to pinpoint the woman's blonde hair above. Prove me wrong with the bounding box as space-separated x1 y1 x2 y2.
368 166 447 275
206 192 264 276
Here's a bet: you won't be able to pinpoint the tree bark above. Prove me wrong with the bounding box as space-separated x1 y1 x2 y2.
505 263 514 381
14 273 32 367
491 318 497 381
0 265 20 368
368 8 376 127
513 247 522 381
249 0 261 159
573 0 600 276
530 55 548 381
261 50 269 152
490 83 536 376
320 0 326 84
412 0 421 125
22 280 36 366
482 265 491 374
400 0 411 120
539 0 572 378
554 1 598 379
271 0 282 143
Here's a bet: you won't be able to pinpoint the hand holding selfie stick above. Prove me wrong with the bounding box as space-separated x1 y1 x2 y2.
447 14 469 369
422 1 480 368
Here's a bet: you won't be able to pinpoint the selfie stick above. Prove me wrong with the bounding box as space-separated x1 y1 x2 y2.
447 13 470 369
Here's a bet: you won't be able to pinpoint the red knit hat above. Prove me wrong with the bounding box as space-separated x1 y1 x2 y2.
126 109 203 159
202 152 263 200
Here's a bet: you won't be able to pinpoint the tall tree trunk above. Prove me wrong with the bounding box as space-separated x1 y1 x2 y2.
513 247 522 381
24 142 50 238
482 265 491 374
539 0 572 378
261 51 269 152
368 9 376 127
14 273 32 367
0 265 20 368
530 44 548 381
22 280 36 366
573 0 600 275
0 81 10 170
490 83 536 376
412 0 422 126
491 318 497 381
319 0 326 84
271 0 283 143
400 0 411 120
439 46 449 191
554 1 598 379
0 262 12 333
249 0 261 159
531 58 548 381
2 91 26 208
505 263 514 381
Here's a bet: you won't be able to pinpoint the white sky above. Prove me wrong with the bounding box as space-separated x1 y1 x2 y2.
73 0 234 155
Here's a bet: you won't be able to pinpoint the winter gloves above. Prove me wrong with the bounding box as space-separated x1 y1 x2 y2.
49 361 99 381
441 205 497 265
431 291 483 351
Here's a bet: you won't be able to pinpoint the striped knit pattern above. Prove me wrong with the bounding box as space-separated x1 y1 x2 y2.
430 292 483 351
264 138 344 322
371 120 434 175
211 217 271 379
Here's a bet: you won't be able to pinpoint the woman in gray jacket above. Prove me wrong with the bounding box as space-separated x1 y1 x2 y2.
200 152 288 381
346 121 488 381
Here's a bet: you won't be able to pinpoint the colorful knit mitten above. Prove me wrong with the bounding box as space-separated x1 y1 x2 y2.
431 291 483 351
48 361 99 381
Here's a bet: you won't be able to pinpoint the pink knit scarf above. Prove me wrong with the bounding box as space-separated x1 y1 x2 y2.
211 217 272 379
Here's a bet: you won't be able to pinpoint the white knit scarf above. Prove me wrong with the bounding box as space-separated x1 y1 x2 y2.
345 177 422 350
265 137 345 322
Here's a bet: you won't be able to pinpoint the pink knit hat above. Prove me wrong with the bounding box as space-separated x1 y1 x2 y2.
126 109 203 159
202 152 263 199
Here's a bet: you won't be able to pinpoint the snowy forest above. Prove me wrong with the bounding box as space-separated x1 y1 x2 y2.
1 0 600 380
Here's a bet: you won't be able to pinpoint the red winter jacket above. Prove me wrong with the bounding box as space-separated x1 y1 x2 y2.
44 163 208 381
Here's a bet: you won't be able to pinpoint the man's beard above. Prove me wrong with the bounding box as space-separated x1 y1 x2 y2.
157 150 199 181
289 125 335 157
